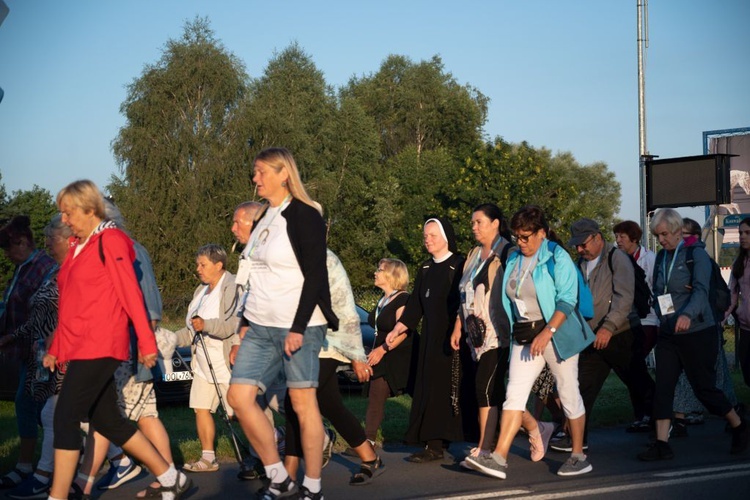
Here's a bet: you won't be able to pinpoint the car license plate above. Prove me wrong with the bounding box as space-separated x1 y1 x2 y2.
162 371 193 382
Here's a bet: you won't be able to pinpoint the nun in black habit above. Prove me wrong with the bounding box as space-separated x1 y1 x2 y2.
385 217 465 462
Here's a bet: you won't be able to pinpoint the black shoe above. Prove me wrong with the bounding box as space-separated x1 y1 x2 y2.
671 419 689 438
238 457 266 481
405 448 443 463
549 435 588 453
638 440 674 461
730 419 750 455
626 417 652 433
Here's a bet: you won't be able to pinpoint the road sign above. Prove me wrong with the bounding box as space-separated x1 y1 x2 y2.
721 214 750 227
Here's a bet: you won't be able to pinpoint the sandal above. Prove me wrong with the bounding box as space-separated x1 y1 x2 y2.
183 457 219 472
135 482 162 498
0 468 31 489
349 456 385 485
159 472 191 500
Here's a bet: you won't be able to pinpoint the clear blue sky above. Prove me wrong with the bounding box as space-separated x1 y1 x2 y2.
1 0 748 223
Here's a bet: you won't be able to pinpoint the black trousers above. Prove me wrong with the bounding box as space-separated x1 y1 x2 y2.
285 358 367 457
739 328 750 389
653 326 733 420
578 328 655 440
54 358 137 450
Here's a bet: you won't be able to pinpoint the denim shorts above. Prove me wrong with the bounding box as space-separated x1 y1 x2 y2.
231 322 326 392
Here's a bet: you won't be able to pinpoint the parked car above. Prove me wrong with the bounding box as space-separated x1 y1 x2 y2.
152 345 193 404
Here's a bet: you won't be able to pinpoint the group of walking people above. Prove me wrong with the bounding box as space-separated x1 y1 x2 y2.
1 146 749 500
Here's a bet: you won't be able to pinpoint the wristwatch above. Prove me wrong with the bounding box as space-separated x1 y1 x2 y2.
547 326 557 334
382 343 391 352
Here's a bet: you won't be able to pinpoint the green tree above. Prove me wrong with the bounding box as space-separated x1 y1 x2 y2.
343 55 488 161
109 17 249 314
341 55 490 282
451 138 621 251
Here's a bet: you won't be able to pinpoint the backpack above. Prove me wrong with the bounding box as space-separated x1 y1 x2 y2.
684 246 731 322
607 248 652 318
545 241 595 320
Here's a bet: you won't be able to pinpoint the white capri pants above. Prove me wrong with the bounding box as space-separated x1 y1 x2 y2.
502 340 586 420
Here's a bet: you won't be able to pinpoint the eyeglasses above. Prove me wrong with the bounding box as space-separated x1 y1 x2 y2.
575 235 597 250
512 230 537 244
375 268 385 274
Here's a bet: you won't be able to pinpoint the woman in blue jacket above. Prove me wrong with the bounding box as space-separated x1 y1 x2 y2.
466 205 593 479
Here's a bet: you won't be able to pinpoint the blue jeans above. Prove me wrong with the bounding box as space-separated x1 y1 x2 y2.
231 322 325 392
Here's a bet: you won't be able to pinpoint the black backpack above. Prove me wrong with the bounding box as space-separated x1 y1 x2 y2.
684 246 731 322
607 248 651 319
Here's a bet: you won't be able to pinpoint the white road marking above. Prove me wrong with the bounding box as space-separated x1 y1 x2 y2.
437 465 750 499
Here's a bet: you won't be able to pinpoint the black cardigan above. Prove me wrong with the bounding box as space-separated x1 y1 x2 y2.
270 198 338 333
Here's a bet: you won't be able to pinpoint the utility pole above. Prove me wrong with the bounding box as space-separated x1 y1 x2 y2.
637 0 650 247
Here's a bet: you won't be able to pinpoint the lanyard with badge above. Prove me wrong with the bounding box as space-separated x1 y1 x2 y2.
235 195 291 290
511 252 538 319
372 290 401 349
463 238 502 314
657 240 682 316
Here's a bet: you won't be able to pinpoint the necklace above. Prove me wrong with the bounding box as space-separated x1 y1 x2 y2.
245 195 291 258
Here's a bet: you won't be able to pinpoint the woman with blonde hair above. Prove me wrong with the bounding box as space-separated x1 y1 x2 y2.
43 179 190 500
227 148 337 500
364 258 416 445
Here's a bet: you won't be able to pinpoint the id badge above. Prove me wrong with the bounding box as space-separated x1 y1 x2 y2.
235 258 251 287
514 298 528 319
657 293 675 315
464 285 475 313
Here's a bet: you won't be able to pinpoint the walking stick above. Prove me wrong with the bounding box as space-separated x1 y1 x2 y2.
192 330 253 474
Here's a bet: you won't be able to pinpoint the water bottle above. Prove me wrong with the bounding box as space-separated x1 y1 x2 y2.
35 338 49 382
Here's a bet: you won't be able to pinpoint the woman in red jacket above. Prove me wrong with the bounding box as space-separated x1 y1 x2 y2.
42 180 190 500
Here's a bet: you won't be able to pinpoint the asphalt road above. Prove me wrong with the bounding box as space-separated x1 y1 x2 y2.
86 415 749 500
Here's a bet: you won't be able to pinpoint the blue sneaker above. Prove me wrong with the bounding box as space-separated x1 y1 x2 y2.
95 460 142 490
6 476 50 499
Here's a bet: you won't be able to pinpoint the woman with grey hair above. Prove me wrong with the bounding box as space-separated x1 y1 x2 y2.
639 208 748 461
176 244 240 473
